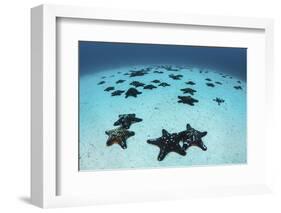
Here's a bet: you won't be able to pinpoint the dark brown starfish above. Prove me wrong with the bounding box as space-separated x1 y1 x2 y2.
147 129 186 161
178 124 208 151
105 127 135 149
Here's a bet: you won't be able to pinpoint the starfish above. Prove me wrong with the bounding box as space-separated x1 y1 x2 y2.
158 82 170 87
169 74 183 80
111 90 125 96
130 81 145 88
178 96 199 106
162 65 179 72
104 86 115 92
114 113 143 129
105 127 135 149
213 97 225 105
147 129 186 161
206 83 215 87
234 85 242 90
180 87 197 95
185 81 196 85
154 70 164 74
144 84 157 90
129 69 149 77
116 79 126 84
98 81 106 85
178 124 208 151
125 88 142 98
151 79 161 83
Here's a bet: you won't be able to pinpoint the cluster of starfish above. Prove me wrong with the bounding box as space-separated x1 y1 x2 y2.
105 114 142 149
105 118 207 161
147 124 208 161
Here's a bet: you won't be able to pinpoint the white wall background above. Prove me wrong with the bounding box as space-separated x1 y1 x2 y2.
0 0 280 212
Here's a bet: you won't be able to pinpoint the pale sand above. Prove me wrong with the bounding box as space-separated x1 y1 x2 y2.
79 65 246 171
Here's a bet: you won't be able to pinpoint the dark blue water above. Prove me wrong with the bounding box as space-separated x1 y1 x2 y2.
79 41 247 80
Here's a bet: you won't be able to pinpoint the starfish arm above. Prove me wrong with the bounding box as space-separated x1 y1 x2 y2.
173 145 187 156
126 130 135 138
147 139 161 146
186 124 192 130
105 130 113 135
157 148 169 161
119 140 127 149
123 123 130 129
162 129 170 137
197 141 207 151
113 120 121 126
106 137 115 146
182 141 191 150
133 117 143 123
200 131 208 137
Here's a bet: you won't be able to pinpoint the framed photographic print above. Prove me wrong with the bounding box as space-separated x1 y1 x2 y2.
31 4 274 208
78 41 247 170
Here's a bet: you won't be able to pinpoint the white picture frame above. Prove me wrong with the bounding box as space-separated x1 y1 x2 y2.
31 4 274 208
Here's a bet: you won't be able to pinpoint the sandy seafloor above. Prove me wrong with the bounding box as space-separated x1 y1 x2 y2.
79 65 247 171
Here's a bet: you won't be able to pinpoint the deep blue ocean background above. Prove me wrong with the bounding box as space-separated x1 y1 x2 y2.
79 41 247 80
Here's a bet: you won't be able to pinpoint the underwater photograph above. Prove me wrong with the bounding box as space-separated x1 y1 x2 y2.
79 41 247 171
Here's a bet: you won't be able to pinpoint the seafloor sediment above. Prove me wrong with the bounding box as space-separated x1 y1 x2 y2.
79 64 247 171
